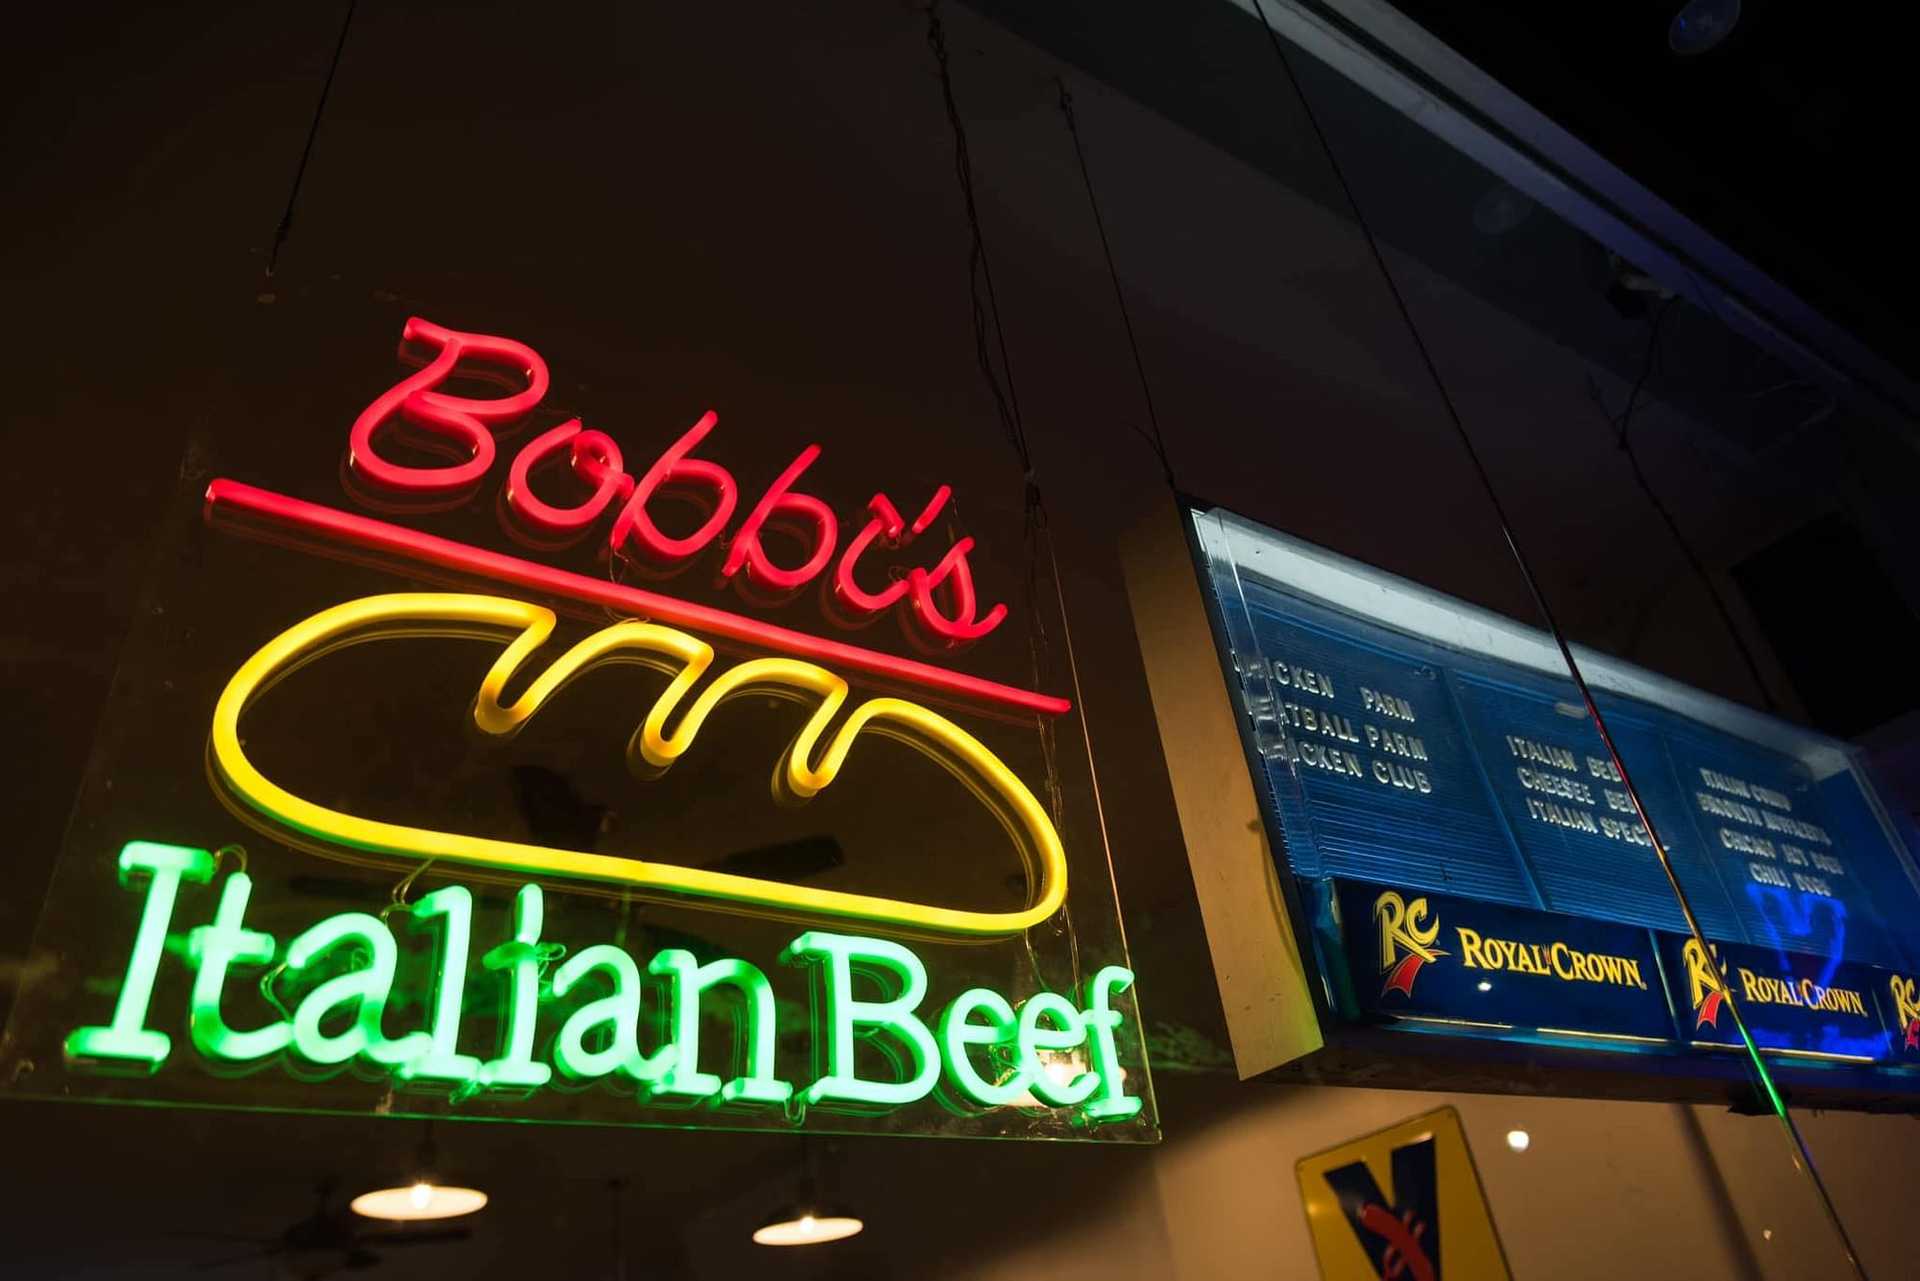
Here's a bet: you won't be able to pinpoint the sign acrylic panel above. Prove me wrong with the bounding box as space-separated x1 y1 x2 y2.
1 313 1154 1141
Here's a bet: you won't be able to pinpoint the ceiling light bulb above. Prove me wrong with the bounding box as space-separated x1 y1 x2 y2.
753 1210 864 1246
1506 1129 1531 1152
350 1183 488 1221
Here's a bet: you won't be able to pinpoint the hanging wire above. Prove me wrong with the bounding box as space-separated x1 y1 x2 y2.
1242 1 1866 1273
925 1 1034 482
1054 77 1177 491
1047 70 1191 1005
381 859 435 921
265 0 360 280
1586 296 1780 712
923 1 1089 995
259 961 294 1021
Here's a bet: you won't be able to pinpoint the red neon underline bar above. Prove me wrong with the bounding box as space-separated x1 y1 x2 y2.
204 479 1071 718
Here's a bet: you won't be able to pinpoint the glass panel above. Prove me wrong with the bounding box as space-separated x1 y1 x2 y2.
1 2 1152 1143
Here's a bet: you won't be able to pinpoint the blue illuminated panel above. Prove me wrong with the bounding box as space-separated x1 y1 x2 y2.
1230 589 1527 905
1193 504 1920 986
1448 673 1743 941
1330 879 1675 1043
1658 935 1892 1062
1652 724 1904 969
1320 875 1920 1065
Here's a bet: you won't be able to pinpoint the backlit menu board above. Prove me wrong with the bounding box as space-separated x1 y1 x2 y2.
1192 504 1920 1074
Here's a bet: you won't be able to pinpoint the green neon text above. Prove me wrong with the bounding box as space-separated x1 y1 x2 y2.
65 842 215 1072
65 843 1143 1126
783 931 942 1110
186 871 290 1061
476 884 552 1092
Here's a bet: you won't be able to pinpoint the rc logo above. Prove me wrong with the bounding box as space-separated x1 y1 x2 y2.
1374 891 1446 998
1297 1107 1511 1281
1892 974 1920 1052
1682 938 1728 1029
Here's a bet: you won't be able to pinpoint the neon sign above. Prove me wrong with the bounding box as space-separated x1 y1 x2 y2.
210 591 1068 936
350 316 1007 646
10 315 1154 1141
64 842 1141 1125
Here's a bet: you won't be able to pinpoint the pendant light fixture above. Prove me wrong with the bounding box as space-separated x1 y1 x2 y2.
351 1122 490 1222
751 1137 863 1246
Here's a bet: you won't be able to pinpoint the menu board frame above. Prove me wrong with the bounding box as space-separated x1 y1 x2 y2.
1125 495 1920 1110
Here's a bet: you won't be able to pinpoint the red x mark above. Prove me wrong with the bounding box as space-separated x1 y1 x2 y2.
1359 1202 1436 1281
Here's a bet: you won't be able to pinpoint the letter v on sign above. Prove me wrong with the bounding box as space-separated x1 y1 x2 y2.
1296 1107 1511 1281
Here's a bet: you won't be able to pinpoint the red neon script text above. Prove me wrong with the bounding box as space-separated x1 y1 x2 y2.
350 317 1005 644
350 317 550 494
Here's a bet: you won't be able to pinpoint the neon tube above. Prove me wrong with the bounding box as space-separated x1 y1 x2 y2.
210 592 1070 937
186 871 291 1062
719 444 837 591
608 411 739 561
909 536 1008 643
505 420 632 534
782 931 941 1109
348 317 549 494
65 858 1143 1122
64 841 215 1070
833 495 914 613
204 479 1068 718
476 884 554 1091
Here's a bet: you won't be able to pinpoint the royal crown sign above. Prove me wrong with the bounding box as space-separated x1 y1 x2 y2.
1336 882 1673 1044
2 314 1155 1140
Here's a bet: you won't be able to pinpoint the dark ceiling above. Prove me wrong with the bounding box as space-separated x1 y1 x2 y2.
1384 0 1916 374
968 0 1889 473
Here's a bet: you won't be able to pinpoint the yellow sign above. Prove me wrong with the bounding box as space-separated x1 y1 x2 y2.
1296 1107 1511 1281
